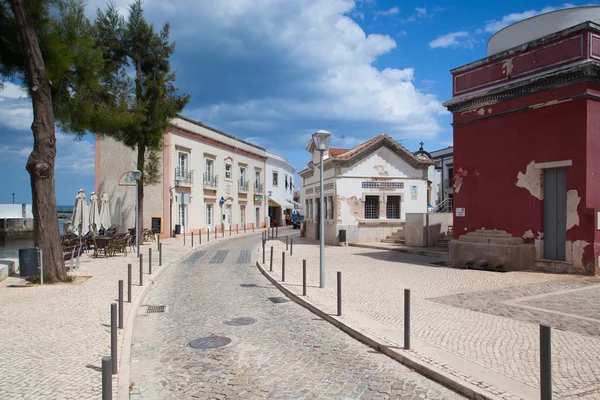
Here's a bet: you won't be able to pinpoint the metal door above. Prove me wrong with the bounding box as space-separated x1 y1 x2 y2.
543 167 567 261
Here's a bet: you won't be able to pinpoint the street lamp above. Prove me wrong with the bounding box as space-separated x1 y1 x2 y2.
12 193 15 204
132 169 143 257
312 129 331 288
267 190 272 229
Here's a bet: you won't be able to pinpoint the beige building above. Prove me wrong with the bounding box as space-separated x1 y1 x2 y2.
96 116 267 238
299 134 432 245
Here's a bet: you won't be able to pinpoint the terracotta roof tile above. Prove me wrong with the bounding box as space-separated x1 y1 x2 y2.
331 135 385 160
328 148 349 156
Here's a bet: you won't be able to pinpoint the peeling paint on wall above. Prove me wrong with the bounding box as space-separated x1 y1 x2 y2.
566 189 580 231
522 230 535 239
373 165 389 176
570 240 590 269
529 98 573 109
338 196 364 223
502 58 513 77
516 161 543 200
453 168 468 193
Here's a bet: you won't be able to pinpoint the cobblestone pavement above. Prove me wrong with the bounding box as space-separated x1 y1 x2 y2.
129 233 463 399
0 230 261 399
261 235 600 399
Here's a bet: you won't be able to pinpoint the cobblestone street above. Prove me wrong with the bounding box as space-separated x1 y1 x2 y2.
129 233 462 399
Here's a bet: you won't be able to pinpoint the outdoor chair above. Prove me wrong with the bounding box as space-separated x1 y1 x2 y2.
93 237 110 258
111 235 128 256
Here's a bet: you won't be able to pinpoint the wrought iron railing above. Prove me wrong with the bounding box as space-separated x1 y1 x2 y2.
238 180 249 192
203 173 218 188
254 183 264 193
175 167 193 185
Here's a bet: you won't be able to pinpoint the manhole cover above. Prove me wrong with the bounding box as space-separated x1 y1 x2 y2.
146 305 166 314
268 297 289 304
223 317 257 326
189 336 231 349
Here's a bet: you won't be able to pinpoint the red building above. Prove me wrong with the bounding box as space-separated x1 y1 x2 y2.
444 7 600 275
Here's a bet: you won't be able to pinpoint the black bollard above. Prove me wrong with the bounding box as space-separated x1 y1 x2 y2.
102 356 112 400
282 252 285 282
157 235 160 252
270 246 273 271
404 289 411 350
139 254 143 286
191 231 194 247
207 228 210 242
290 237 293 256
540 325 552 400
127 264 132 303
244 224 246 233
215 226 217 239
237 225 239 234
262 239 266 264
286 235 288 251
230 225 231 236
111 303 117 374
222 225 224 238
337 272 342 316
159 243 162 266
118 280 123 329
199 229 202 245
303 260 307 296
148 248 152 275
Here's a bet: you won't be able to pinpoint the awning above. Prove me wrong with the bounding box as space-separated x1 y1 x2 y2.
268 196 293 209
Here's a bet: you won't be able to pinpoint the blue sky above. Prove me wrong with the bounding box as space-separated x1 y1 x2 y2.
0 0 594 205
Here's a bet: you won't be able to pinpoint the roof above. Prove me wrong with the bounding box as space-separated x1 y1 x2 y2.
328 148 350 157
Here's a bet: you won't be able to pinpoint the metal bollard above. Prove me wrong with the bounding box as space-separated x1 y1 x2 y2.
404 289 410 350
230 226 231 236
102 356 112 400
286 235 288 251
118 280 123 329
207 228 210 242
337 271 342 316
159 243 162 266
148 248 152 275
282 252 285 282
111 303 117 374
303 260 307 296
270 246 273 271
139 254 143 286
540 325 552 400
184 230 186 246
222 225 225 238
237 225 239 234
127 264 132 303
157 235 160 252
253 223 255 232
276 225 278 238
199 229 202 244
290 238 293 256
244 224 246 233
191 231 194 247
262 239 266 264
215 227 217 239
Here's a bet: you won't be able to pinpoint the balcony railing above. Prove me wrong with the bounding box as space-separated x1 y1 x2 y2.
238 180 249 192
203 173 218 188
175 167 193 185
254 182 264 193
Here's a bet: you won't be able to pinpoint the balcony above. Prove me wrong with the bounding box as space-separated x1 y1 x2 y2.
174 167 193 186
203 173 218 189
254 182 264 193
238 180 249 193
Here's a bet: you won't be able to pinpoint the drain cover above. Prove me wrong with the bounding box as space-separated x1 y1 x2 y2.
268 297 289 304
240 283 258 288
189 336 231 349
223 317 257 326
146 305 166 314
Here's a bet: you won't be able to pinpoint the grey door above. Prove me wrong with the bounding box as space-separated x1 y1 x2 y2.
543 167 567 261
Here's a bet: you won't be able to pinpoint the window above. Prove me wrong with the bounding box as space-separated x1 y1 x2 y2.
240 167 246 183
240 205 246 224
206 204 213 227
305 200 309 217
329 196 334 219
448 167 454 187
285 174 288 189
178 153 187 171
179 203 186 227
364 196 379 219
386 196 400 219
206 159 213 177
324 197 328 220
225 163 232 179
255 171 260 187
309 199 313 218
273 171 278 186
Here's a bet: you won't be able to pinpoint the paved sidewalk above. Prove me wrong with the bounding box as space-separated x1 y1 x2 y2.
260 235 600 400
0 227 267 399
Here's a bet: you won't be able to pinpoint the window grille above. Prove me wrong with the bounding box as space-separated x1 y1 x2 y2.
386 196 401 219
364 196 379 219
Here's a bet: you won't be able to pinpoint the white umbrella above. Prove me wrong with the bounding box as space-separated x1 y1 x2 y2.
89 192 100 233
98 193 112 230
71 189 89 236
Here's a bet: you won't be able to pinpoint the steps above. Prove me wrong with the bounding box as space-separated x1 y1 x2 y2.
381 226 405 244
435 234 451 248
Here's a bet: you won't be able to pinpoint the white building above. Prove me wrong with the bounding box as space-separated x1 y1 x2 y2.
96 116 268 237
414 143 454 211
299 134 433 245
265 151 296 226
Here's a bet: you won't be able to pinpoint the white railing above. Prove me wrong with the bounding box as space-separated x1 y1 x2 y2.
430 198 452 213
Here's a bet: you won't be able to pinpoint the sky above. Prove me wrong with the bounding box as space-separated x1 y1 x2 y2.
0 0 595 205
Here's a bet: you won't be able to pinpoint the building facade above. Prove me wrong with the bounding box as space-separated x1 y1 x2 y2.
96 116 267 238
299 134 432 245
444 7 600 274
414 144 454 211
265 151 296 226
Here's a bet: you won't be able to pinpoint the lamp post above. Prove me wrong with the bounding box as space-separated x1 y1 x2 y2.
169 186 174 238
267 190 272 230
132 170 143 258
12 193 15 204
312 130 331 289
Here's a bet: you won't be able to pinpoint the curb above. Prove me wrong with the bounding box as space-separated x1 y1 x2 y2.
116 229 266 400
255 260 501 400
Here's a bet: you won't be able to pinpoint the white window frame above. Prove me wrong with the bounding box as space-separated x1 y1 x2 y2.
225 163 232 179
205 159 214 178
206 203 213 228
273 171 278 186
240 205 246 224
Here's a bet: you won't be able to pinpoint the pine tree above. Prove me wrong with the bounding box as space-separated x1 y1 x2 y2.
94 0 190 242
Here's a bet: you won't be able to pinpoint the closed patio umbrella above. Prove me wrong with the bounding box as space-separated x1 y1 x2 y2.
98 193 112 231
89 192 100 233
71 189 89 236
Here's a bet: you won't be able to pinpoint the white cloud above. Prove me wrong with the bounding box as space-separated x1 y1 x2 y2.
429 31 472 48
483 5 574 33
374 6 399 19
415 7 428 17
0 82 27 99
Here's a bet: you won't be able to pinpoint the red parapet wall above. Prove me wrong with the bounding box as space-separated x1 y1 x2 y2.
453 31 592 96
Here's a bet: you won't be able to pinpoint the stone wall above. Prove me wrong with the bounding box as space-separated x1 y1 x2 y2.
405 212 453 247
0 218 34 238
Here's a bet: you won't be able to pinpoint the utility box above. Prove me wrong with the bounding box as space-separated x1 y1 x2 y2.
174 224 181 235
19 248 38 277
339 229 347 245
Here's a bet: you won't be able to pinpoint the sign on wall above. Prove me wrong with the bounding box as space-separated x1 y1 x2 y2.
456 207 465 217
118 171 137 186
254 194 263 202
361 181 404 189
410 186 418 194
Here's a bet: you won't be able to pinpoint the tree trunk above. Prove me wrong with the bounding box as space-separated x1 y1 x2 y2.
137 143 145 244
9 0 65 282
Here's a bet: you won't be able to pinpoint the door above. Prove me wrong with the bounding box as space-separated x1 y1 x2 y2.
543 167 567 261
206 204 212 230
225 205 232 229
255 207 260 227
